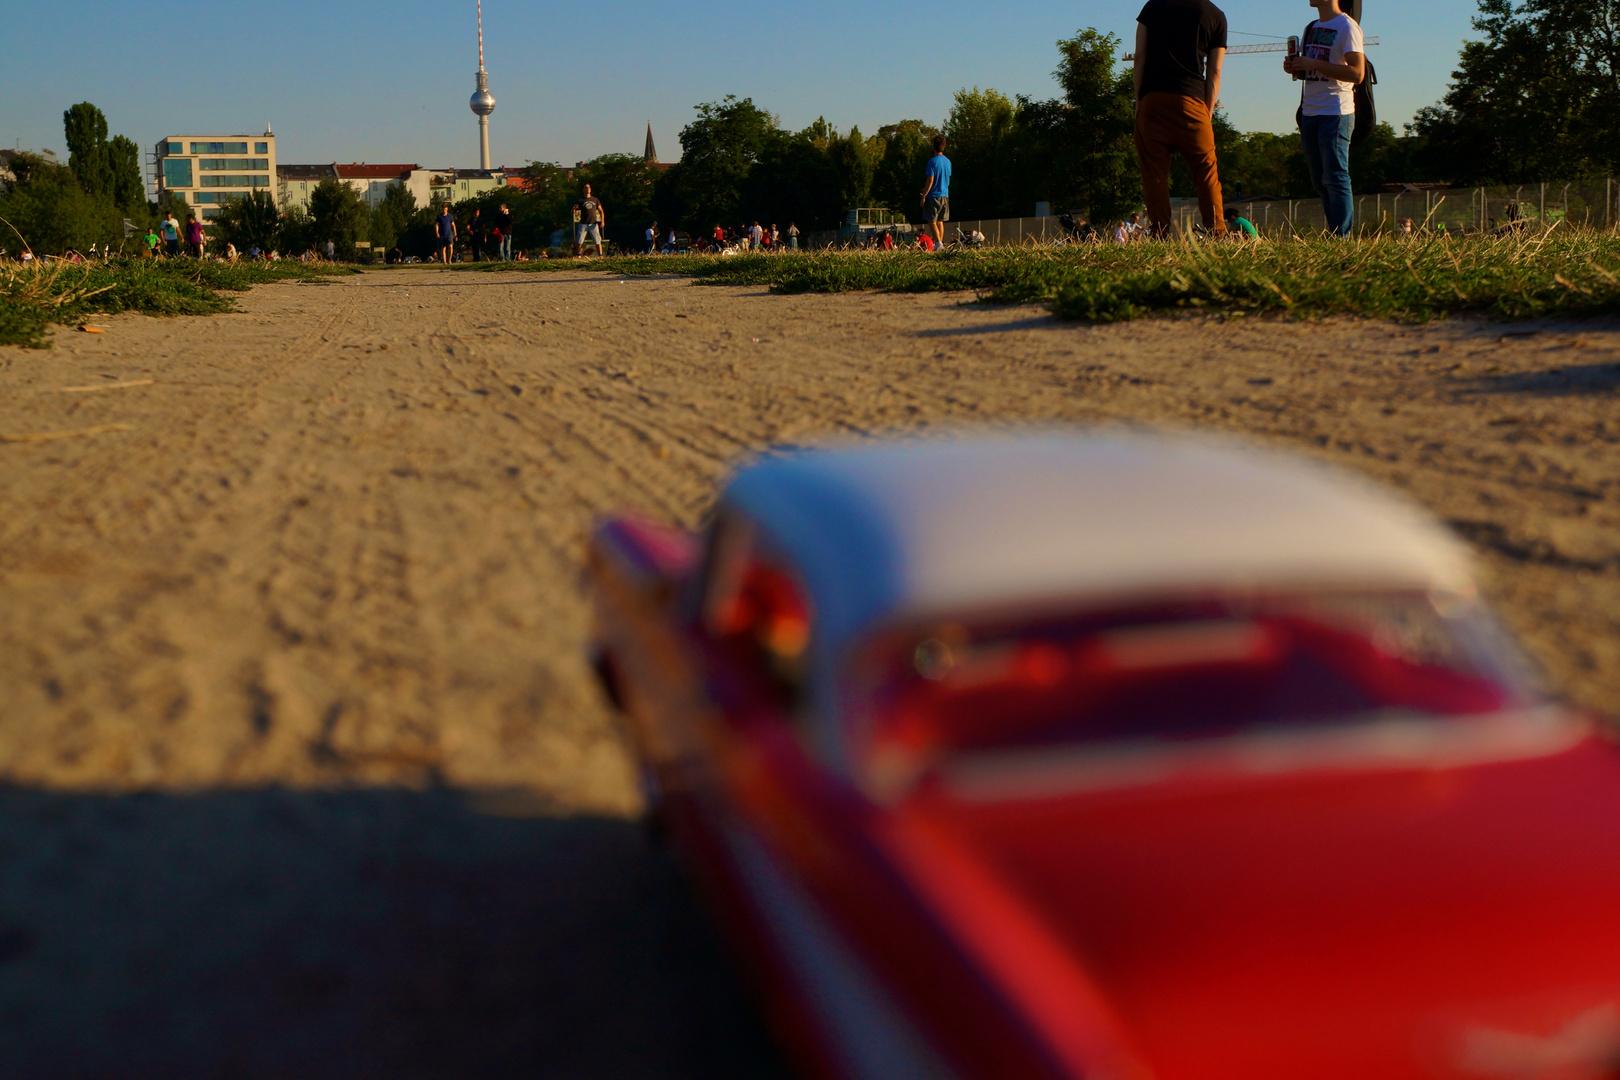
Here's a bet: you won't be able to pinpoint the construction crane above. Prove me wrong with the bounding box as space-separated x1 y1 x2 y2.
1123 2 1371 62
1124 37 1377 61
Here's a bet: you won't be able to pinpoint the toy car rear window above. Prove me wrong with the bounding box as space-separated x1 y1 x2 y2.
862 592 1538 756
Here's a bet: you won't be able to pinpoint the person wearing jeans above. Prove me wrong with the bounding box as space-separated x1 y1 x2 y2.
495 203 513 260
1134 0 1228 239
1301 113 1355 235
1285 0 1365 236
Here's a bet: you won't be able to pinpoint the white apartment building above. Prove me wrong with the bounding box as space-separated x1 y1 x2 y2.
277 162 509 214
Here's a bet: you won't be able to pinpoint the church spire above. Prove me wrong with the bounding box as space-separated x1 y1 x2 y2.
644 122 657 163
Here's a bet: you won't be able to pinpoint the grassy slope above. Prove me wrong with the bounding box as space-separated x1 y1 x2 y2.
454 233 1620 323
0 260 353 348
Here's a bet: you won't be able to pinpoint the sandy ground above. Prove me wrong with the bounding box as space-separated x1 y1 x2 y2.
1 266 1617 1076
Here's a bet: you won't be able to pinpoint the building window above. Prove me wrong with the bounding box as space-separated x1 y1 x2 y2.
201 208 225 220
255 142 269 154
189 141 248 154
164 141 183 154
163 157 193 188
200 174 270 188
198 158 269 171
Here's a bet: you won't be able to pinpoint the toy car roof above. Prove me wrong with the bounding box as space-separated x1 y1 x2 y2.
720 430 1476 657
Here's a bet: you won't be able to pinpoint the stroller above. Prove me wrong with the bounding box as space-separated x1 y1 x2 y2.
1058 213 1097 242
953 227 986 249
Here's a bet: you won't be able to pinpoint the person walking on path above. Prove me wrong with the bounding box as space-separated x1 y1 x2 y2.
646 220 659 255
144 225 160 258
1284 0 1364 237
436 204 457 264
919 135 951 249
469 208 486 262
325 238 335 261
495 202 513 260
186 216 206 258
575 184 605 257
749 222 763 251
787 222 800 250
1133 0 1228 238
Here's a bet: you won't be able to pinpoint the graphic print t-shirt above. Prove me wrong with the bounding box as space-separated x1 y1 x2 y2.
580 196 602 224
1300 13 1363 117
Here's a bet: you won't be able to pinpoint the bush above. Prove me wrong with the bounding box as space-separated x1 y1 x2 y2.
0 258 351 348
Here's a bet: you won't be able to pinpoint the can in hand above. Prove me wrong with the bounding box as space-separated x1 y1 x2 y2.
1287 35 1301 79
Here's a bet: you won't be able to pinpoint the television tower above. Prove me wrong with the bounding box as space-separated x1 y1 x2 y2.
469 0 496 170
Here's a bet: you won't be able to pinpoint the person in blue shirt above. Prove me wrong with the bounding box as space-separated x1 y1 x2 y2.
919 136 952 249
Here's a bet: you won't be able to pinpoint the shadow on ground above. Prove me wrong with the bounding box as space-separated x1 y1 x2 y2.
0 786 790 1080
1459 361 1620 396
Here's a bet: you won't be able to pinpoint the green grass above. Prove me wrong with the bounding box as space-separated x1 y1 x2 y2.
454 232 1620 323
0 258 354 348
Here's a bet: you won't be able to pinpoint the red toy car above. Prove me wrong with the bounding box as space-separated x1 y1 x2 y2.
588 431 1620 1080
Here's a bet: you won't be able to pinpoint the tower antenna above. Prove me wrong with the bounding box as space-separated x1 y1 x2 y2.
469 0 496 169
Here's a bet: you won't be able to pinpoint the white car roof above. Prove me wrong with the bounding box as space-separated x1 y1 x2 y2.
720 430 1476 657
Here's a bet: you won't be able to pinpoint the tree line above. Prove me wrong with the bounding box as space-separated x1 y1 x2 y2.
2 3 1610 257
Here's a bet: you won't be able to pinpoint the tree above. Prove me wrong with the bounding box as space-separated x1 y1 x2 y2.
1003 29 1140 223
63 102 114 199
307 178 366 258
0 152 123 254
826 126 873 217
370 182 418 253
213 190 282 253
745 134 846 230
107 135 145 215
1409 0 1608 182
62 102 112 199
870 120 937 212
944 87 1019 218
657 96 780 230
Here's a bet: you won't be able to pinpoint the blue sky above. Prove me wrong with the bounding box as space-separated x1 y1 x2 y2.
2 0 1482 172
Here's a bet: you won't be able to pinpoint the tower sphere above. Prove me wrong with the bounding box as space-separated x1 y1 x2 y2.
471 72 496 117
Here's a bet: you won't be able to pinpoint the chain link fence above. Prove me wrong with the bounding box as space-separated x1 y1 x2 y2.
1174 179 1620 238
775 180 1620 251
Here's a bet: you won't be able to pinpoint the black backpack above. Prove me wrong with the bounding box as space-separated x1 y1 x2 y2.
1294 19 1378 146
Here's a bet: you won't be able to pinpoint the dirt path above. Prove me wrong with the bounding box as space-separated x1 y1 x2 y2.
1 266 1617 1075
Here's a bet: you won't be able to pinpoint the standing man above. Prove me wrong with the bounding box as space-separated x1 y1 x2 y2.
495 202 514 260
469 207 486 262
918 135 951 249
1284 0 1365 237
575 184 605 257
436 203 457 264
749 221 763 251
1134 0 1228 238
645 220 658 255
161 211 181 257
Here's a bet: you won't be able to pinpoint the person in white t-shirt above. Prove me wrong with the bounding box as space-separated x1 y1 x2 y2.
1283 0 1365 236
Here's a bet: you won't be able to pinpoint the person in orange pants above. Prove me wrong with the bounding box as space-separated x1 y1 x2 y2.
1133 0 1228 238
